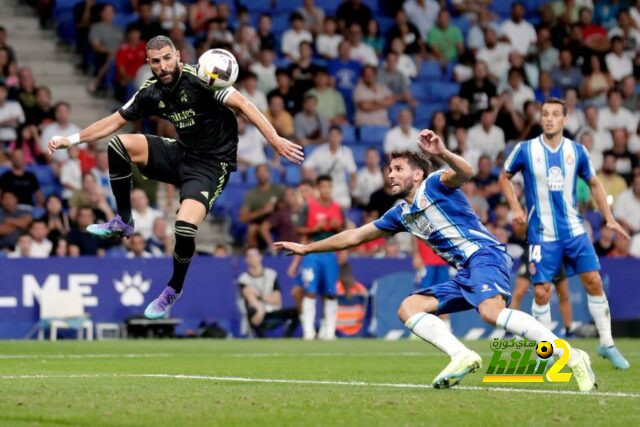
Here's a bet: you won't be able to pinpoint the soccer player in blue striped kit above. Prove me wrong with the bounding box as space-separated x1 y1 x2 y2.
275 129 597 391
500 97 630 370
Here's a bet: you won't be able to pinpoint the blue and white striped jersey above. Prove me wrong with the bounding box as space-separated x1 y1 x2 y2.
373 170 500 269
504 136 595 244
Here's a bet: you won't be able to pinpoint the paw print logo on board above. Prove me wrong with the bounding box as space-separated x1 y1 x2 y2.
114 272 151 306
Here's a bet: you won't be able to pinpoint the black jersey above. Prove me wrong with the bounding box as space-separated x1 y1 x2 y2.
118 63 238 165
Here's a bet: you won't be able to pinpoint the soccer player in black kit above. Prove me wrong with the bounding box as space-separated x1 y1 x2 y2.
48 36 304 318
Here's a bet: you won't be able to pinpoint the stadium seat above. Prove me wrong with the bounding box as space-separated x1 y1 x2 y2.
285 165 302 185
346 208 364 227
239 0 273 14
26 164 60 197
417 60 444 81
271 13 292 34
315 0 342 16
409 82 431 102
414 103 447 128
246 166 258 186
490 0 516 18
340 124 357 145
388 102 409 125
358 125 388 147
276 0 304 13
350 145 368 167
429 82 461 102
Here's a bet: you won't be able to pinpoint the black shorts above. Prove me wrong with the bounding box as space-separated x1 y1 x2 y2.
139 134 232 212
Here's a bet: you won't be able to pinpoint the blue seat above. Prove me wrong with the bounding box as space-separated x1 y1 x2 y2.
239 0 273 13
417 61 444 81
315 0 342 16
359 125 388 146
349 145 368 167
429 82 461 102
276 0 303 13
414 103 446 128
410 82 431 102
246 167 258 186
272 13 292 34
285 165 302 185
490 0 516 18
347 208 364 227
228 171 244 185
27 164 59 197
389 102 409 125
340 124 357 145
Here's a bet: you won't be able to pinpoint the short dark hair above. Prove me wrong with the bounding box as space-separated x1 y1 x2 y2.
317 175 332 184
542 97 567 116
146 35 175 53
329 125 342 133
54 101 71 111
391 151 431 179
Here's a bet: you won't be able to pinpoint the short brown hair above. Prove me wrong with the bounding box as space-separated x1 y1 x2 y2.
146 35 175 53
542 97 567 116
391 151 431 179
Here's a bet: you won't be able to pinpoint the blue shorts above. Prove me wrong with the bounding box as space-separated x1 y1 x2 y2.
298 252 339 296
414 246 513 315
529 234 600 284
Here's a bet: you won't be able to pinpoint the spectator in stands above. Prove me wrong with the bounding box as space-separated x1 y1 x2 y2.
427 9 464 63
500 2 537 55
604 129 638 183
240 163 285 248
73 0 100 72
621 75 638 112
598 152 628 203
146 216 172 257
60 146 83 203
366 168 398 219
518 100 543 141
0 149 42 208
303 126 356 209
466 8 499 52
377 51 417 108
502 67 535 113
152 0 187 32
88 4 123 93
327 40 362 118
17 67 37 113
534 26 559 73
238 247 300 338
579 6 610 53
534 71 563 104
352 147 383 208
388 38 417 81
609 9 640 56
239 72 267 113
70 172 114 223
404 0 440 41
0 26 15 61
594 223 615 256
8 125 41 165
445 96 472 130
40 102 80 163
383 108 420 156
130 188 163 240
386 9 423 56
608 233 633 258
257 14 277 51
298 0 324 35
28 218 52 258
599 89 637 133
188 0 216 35
7 233 31 257
260 186 302 249
336 0 373 34
52 237 72 257
265 94 294 140
169 26 195 64
0 83 25 146
467 108 505 162
348 23 378 67
25 86 54 127
353 65 393 126
43 194 70 243
473 154 501 209
250 48 277 95
67 206 105 256
90 149 114 209
565 88 585 136
288 41 320 94
606 36 633 83
115 26 147 102
460 61 496 118
126 233 153 258
133 2 165 41
583 105 613 152
578 131 603 172
363 19 384 57
582 54 613 107
316 17 343 59
306 68 347 125
548 49 580 92
476 28 512 83
268 68 302 114
236 115 271 170
451 126 481 171
281 12 313 62
0 191 31 250
294 93 329 146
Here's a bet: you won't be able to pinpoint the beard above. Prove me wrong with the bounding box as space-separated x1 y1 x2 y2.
391 177 413 199
153 63 180 85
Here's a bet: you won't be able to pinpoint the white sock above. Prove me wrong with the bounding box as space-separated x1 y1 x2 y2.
405 313 467 358
496 308 577 364
588 294 614 347
532 302 552 330
324 299 338 339
301 297 316 340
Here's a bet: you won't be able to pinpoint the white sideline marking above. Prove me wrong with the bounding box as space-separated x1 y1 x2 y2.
0 353 171 360
0 373 639 398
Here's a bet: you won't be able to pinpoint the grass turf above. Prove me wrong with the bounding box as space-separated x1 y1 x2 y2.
0 339 638 426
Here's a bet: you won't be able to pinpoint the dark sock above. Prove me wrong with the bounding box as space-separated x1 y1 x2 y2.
108 136 133 224
168 220 198 293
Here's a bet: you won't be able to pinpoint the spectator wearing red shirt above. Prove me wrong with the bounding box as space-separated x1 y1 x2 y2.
115 26 147 102
579 7 610 53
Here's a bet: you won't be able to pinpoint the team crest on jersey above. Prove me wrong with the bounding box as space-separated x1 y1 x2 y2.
565 154 575 165
546 166 565 191
180 90 188 103
529 262 537 275
158 100 165 108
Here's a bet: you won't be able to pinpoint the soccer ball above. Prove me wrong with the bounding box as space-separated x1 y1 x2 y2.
197 49 239 89
535 341 554 359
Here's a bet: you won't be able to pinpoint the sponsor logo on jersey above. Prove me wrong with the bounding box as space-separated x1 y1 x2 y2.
546 166 565 191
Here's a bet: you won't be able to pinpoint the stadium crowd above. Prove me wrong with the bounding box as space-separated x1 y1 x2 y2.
1 0 640 263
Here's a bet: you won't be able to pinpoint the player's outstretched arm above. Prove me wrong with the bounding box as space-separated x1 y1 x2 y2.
589 175 630 239
274 223 389 256
417 129 473 188
226 90 304 164
499 170 526 225
48 112 128 154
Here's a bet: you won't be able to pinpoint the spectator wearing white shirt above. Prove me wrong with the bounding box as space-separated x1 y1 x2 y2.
500 1 537 55
608 9 640 59
476 28 513 82
0 83 25 145
316 17 343 59
236 116 269 170
146 217 172 257
302 126 357 208
348 23 378 67
614 173 640 235
281 12 313 61
40 102 80 163
297 0 324 35
353 65 394 126
564 88 585 137
239 72 268 113
605 36 633 82
91 150 115 210
466 8 500 52
388 38 417 81
59 146 82 202
467 108 505 161
502 67 535 113
352 147 383 207
383 109 421 157
403 0 440 41
151 0 187 31
28 219 52 258
583 105 613 153
130 188 163 240
598 89 638 133
7 233 31 258
249 49 278 94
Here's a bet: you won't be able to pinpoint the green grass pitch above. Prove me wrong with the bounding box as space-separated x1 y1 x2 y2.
0 339 639 426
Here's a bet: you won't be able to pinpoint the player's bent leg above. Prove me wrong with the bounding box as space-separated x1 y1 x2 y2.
477 295 507 325
398 295 480 389
510 276 530 310
532 282 553 329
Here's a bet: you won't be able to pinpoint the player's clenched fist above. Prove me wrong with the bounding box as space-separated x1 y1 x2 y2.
48 136 71 154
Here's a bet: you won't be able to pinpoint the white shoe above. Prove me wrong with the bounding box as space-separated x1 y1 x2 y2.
568 349 597 392
432 351 482 389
